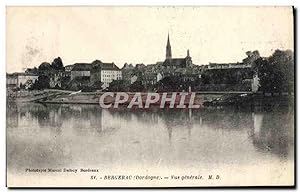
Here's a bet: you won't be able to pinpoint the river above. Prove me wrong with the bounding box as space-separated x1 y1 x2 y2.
6 103 294 186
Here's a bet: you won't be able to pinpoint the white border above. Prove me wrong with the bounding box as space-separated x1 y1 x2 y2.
1 0 298 192
1 0 297 6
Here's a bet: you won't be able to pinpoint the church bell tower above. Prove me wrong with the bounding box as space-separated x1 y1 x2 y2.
166 33 172 61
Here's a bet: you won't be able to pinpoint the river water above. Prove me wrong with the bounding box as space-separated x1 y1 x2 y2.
6 103 294 186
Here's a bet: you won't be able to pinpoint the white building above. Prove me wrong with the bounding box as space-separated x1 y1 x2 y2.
99 63 122 89
69 61 122 89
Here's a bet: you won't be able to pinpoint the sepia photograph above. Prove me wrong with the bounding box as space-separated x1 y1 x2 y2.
6 6 295 187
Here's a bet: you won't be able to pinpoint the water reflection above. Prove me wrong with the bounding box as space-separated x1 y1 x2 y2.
7 103 294 172
251 111 294 159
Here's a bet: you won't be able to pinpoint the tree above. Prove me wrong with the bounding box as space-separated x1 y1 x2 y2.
129 81 145 92
68 76 90 91
108 80 127 92
243 50 260 65
25 67 38 74
91 81 103 90
51 57 64 70
19 83 24 89
32 75 50 90
155 76 179 91
255 50 294 92
38 62 52 72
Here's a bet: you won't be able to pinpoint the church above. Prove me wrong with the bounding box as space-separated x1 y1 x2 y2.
163 34 193 68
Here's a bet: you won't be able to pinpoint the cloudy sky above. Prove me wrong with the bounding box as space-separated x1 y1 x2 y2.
6 6 293 73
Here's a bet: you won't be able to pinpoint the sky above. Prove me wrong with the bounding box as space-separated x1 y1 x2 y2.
6 6 294 73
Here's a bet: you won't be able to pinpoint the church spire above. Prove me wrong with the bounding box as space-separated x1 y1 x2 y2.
166 33 172 60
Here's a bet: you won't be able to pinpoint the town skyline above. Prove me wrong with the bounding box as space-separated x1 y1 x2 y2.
6 6 293 73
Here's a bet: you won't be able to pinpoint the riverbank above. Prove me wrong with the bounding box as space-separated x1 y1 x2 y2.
7 89 294 108
204 92 294 109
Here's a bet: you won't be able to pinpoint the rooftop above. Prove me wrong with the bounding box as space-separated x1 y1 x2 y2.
71 63 92 71
7 72 38 77
72 61 121 71
101 63 120 71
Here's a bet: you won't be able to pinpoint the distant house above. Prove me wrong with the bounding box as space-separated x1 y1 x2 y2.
174 68 187 76
70 63 92 80
122 63 134 70
6 73 38 88
91 61 122 89
142 72 163 86
65 64 75 72
157 73 163 82
70 61 122 89
101 63 122 88
121 63 135 83
207 62 252 70
49 71 70 88
130 75 138 84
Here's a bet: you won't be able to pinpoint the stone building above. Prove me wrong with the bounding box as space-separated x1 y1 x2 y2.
70 60 122 89
6 73 38 88
142 72 163 86
163 34 193 68
90 60 122 89
70 63 92 80
49 71 70 88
